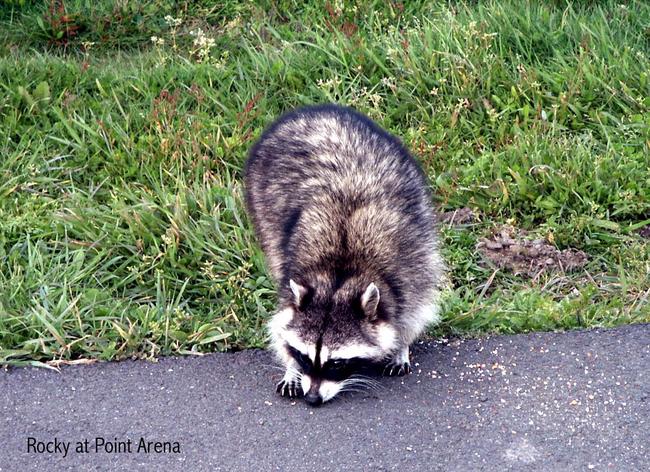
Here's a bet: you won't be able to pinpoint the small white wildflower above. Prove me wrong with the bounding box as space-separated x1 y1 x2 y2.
190 28 216 62
386 46 400 62
317 77 342 90
164 15 182 27
468 21 478 32
368 92 383 108
162 232 174 246
456 97 470 110
333 0 344 15
381 77 397 92
214 51 229 69
151 36 165 46
225 16 242 31
620 190 634 201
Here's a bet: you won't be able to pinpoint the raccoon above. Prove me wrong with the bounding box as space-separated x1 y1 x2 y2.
244 104 445 406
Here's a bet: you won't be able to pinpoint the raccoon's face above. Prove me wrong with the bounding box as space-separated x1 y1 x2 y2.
269 279 398 405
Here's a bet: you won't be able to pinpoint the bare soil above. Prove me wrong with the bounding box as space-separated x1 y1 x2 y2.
439 207 477 225
477 225 588 277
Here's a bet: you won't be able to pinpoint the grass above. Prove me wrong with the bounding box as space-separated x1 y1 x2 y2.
0 0 648 367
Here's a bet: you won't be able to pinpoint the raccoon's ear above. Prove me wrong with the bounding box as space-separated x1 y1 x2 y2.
361 282 380 319
289 279 309 308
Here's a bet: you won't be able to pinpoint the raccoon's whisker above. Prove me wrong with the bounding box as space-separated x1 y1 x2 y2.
340 377 383 393
339 388 367 394
343 382 382 393
260 363 288 372
348 373 377 380
339 384 379 395
347 384 381 393
344 377 376 386
347 374 381 383
345 375 384 391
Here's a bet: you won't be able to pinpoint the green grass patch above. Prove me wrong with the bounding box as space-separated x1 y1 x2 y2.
1 0 649 366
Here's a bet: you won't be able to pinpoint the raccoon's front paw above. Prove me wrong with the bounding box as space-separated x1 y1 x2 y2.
383 361 411 377
383 347 411 376
276 379 304 398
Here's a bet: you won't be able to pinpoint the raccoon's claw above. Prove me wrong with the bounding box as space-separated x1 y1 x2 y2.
384 346 411 376
276 379 304 398
383 362 411 377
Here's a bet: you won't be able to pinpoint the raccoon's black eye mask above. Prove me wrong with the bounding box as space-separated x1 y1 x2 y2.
286 344 374 380
287 344 312 371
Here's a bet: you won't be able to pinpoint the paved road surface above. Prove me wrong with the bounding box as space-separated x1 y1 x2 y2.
2 324 648 471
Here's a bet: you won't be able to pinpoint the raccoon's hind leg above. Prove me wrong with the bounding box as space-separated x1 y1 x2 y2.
383 346 411 377
276 365 304 398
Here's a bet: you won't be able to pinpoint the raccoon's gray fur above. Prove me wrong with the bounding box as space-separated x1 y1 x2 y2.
244 104 445 405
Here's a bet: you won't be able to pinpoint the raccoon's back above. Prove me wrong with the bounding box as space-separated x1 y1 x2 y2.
244 104 438 287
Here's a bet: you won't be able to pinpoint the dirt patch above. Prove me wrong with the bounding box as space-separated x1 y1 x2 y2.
477 226 588 277
439 207 477 225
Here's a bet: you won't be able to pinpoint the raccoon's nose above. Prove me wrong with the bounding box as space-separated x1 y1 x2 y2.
304 392 323 407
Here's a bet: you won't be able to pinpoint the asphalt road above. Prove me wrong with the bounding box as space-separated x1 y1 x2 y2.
2 324 648 471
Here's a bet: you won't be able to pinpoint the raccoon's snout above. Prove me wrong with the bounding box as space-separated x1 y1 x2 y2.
302 375 344 405
302 374 323 406
302 374 340 406
304 391 323 407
